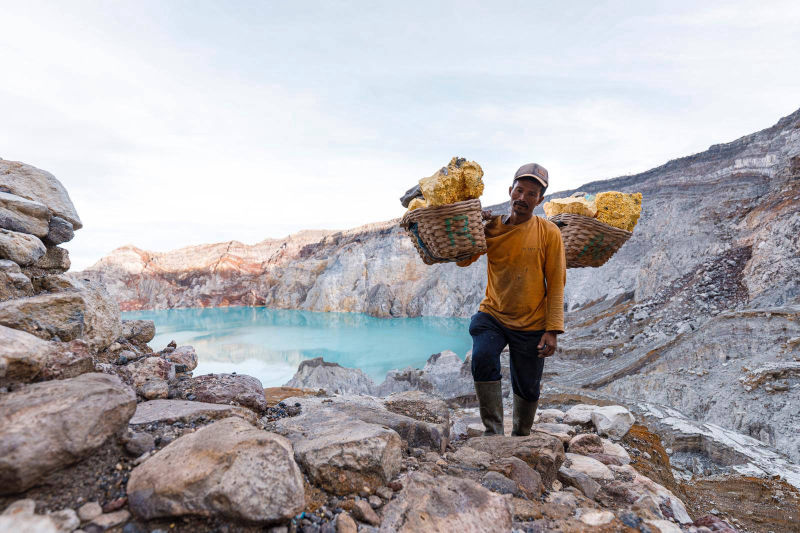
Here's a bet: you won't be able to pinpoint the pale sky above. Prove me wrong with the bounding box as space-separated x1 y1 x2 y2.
2 1 799 270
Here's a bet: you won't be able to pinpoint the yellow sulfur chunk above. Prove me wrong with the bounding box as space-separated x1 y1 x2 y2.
407 197 428 211
594 191 642 231
543 196 597 218
418 157 484 207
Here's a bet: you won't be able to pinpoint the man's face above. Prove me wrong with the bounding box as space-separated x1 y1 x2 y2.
508 178 545 217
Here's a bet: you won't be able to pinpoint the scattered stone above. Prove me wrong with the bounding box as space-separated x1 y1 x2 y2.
88 509 130 531
368 495 382 509
139 379 169 400
164 346 197 371
101 496 126 513
44 216 74 245
376 487 393 500
274 410 401 495
564 453 614 481
0 228 46 265
580 509 615 526
383 390 449 426
380 472 512 532
120 320 155 345
488 456 543 498
128 399 258 426
448 446 492 469
351 500 380 526
335 512 357 533
557 466 601 500
645 519 682 533
192 373 268 412
0 373 136 494
481 471 521 496
601 438 631 465
2 498 36 516
533 422 575 444
128 417 304 523
563 404 597 425
511 498 543 520
591 405 635 440
466 432 565 487
77 502 103 522
535 408 565 423
47 509 80 532
0 514 58 532
124 432 155 456
568 433 603 455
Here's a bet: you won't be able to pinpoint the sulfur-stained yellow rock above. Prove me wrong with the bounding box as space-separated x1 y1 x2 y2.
418 157 484 207
407 197 428 211
594 191 642 231
543 196 597 218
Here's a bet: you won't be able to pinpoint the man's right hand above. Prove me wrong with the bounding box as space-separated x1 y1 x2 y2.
481 210 493 221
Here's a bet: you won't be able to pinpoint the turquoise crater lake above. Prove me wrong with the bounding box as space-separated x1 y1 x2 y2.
122 307 472 387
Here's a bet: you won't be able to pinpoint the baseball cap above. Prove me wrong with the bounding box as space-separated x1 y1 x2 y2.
513 163 549 189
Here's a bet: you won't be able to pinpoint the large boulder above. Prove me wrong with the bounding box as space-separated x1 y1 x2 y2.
0 373 136 494
379 472 513 532
129 399 258 426
0 325 94 387
466 432 565 487
127 417 304 524
285 357 376 395
0 277 121 351
0 228 45 266
0 159 82 229
591 405 635 440
274 409 402 495
190 373 267 412
0 191 50 237
0 259 33 301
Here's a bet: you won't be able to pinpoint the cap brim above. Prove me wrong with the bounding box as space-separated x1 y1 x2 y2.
515 174 548 188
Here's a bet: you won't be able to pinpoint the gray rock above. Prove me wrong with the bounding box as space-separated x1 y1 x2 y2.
285 357 376 395
351 500 380 526
128 399 258 426
0 228 46 265
124 357 175 391
47 509 79 532
2 498 36 516
480 471 521 496
488 456 543 498
558 466 600 500
191 373 267 412
591 405 635 440
140 379 168 400
31 246 70 273
128 417 304 523
87 509 130 531
273 408 402 495
0 373 136 494
379 472 512 532
565 453 614 480
0 159 82 229
0 191 50 237
44 217 74 246
0 291 85 341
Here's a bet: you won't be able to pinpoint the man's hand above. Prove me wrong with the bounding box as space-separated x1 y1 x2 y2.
537 331 558 358
481 210 493 221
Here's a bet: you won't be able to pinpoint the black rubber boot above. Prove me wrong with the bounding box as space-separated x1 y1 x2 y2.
474 380 504 436
511 394 538 436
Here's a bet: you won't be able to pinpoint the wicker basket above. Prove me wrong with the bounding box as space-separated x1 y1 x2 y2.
400 199 487 265
548 213 632 268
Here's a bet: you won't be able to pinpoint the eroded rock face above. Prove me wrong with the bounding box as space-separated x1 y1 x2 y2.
379 472 512 532
191 373 267 413
0 228 45 266
0 373 136 494
274 409 402 495
0 159 82 230
128 417 304 523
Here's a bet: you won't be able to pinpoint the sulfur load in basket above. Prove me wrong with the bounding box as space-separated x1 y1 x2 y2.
400 157 487 264
543 191 642 268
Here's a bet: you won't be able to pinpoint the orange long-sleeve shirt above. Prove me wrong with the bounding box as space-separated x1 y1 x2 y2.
458 215 566 332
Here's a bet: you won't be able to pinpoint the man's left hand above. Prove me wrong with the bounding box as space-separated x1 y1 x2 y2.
537 331 558 358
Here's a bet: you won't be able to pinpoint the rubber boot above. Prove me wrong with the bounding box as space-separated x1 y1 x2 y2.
474 380 504 436
511 394 538 436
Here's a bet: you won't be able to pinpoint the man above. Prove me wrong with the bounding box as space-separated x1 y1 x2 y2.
456 162 566 436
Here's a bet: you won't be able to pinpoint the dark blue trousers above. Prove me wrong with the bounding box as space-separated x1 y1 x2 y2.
469 311 546 403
